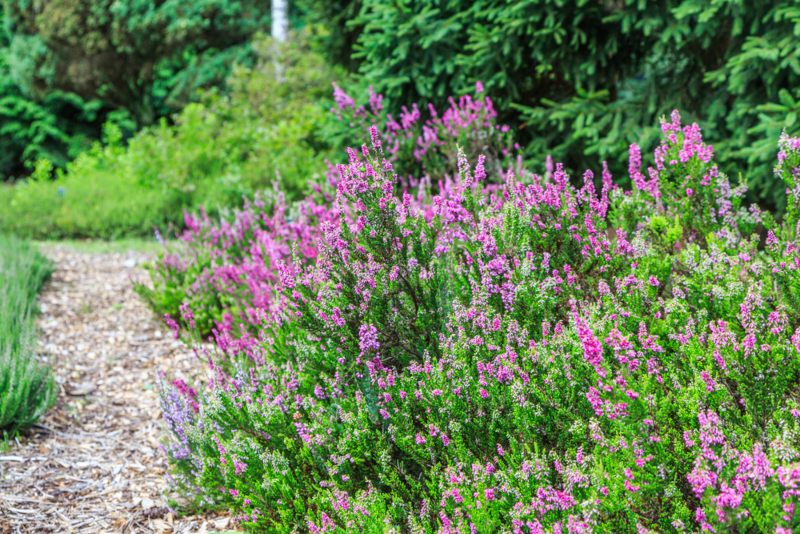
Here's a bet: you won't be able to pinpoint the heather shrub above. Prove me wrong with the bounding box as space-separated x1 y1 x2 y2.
325 81 517 185
136 191 335 338
145 112 800 531
0 235 55 435
138 84 516 333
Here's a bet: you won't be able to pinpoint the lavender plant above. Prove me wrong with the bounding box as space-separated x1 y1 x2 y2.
144 109 800 532
0 235 54 435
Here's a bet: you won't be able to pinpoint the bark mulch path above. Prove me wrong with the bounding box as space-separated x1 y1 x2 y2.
0 246 228 533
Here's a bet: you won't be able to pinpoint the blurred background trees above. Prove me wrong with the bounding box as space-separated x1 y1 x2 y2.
2 0 800 211
323 0 800 209
1 0 275 179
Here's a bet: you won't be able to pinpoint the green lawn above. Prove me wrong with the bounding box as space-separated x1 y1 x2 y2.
35 238 165 254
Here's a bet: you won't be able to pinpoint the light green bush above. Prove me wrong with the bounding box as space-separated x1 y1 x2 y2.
0 35 343 239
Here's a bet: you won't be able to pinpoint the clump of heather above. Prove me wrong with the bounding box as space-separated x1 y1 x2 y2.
777 132 800 229
136 189 336 337
139 85 515 337
328 81 517 186
145 112 800 532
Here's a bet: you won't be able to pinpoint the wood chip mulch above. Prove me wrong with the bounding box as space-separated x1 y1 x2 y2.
0 246 230 533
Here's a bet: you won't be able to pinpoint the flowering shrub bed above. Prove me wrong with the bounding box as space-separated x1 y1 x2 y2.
143 107 800 531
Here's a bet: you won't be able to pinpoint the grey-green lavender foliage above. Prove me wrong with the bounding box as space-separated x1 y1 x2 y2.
0 235 55 435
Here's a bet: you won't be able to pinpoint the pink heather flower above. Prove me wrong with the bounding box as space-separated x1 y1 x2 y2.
479 388 489 399
695 507 714 532
164 314 180 339
333 490 350 511
475 81 484 94
321 512 336 531
359 324 380 356
766 230 779 246
686 188 694 197
416 432 426 445
179 302 195 329
332 83 354 110
701 371 716 392
484 487 496 501
586 387 603 417
369 125 382 151
573 313 605 377
628 143 647 191
368 86 383 113
474 154 487 182
233 458 247 475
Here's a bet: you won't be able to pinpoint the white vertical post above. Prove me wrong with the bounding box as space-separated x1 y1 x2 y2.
272 0 288 43
272 0 289 81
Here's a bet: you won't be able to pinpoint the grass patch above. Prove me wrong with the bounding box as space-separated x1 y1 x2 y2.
0 235 56 436
35 238 166 254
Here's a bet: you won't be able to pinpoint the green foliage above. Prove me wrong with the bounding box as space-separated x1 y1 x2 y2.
0 5 106 180
0 35 343 239
0 234 55 435
3 0 272 125
0 0 297 183
296 0 364 69
348 0 800 210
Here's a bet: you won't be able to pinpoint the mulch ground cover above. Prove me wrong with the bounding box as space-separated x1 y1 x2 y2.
0 246 228 533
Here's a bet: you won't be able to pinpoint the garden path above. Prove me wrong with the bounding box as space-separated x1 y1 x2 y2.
0 246 226 533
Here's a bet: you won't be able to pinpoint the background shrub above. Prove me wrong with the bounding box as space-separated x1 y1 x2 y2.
0 0 299 182
0 35 342 239
0 235 55 435
344 0 800 210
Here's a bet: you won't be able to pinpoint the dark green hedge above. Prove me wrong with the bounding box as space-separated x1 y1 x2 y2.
320 0 800 210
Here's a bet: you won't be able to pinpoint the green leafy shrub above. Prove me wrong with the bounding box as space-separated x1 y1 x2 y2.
0 0 286 184
0 235 55 435
3 0 273 126
0 6 107 181
0 35 343 239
